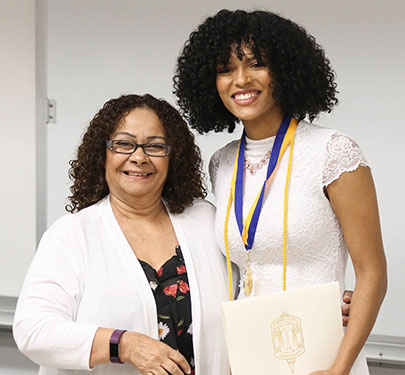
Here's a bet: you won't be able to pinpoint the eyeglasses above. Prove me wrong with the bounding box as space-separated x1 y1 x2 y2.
106 140 172 157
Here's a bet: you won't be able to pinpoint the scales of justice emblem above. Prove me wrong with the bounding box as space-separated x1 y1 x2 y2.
271 311 305 373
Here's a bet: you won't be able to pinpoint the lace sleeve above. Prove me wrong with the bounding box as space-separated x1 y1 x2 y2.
209 150 221 195
323 132 369 187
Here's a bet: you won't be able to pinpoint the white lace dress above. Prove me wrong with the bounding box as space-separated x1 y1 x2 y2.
209 121 370 375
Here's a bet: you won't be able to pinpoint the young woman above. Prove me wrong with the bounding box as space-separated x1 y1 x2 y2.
174 9 387 375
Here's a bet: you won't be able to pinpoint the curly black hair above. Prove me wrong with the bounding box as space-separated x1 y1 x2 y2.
174 9 338 133
66 94 206 214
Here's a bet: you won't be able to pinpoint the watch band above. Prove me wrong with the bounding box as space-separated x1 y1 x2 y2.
109 329 127 363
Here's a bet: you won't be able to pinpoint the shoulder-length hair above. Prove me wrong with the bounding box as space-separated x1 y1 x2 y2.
66 94 206 213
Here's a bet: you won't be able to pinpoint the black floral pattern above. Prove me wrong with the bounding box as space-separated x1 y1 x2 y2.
139 246 195 373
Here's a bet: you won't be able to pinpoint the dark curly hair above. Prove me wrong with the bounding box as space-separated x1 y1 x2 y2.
66 94 206 214
174 9 338 133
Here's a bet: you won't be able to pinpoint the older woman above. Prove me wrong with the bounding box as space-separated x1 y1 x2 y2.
13 94 230 375
174 9 387 375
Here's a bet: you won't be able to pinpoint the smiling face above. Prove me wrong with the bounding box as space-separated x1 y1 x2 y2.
216 43 283 138
105 107 170 205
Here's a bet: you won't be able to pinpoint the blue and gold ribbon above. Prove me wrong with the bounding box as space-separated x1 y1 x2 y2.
230 116 298 250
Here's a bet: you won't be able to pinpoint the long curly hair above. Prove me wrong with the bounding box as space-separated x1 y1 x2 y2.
66 94 206 213
174 9 338 133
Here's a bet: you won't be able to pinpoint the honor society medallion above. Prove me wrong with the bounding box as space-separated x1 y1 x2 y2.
243 266 253 296
271 312 305 373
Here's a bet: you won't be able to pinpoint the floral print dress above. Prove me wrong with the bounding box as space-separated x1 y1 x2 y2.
138 245 195 373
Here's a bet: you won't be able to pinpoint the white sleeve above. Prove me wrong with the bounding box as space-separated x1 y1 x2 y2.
13 228 99 370
322 132 369 187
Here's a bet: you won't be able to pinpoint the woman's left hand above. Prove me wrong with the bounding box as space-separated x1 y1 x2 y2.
309 369 346 375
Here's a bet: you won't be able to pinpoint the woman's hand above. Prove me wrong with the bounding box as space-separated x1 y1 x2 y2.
120 331 191 375
341 290 353 327
309 364 349 375
309 369 345 375
89 328 191 374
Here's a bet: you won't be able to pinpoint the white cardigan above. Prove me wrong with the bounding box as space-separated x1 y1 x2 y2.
13 197 230 375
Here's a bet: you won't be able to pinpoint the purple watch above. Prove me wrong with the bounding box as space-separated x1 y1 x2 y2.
109 329 127 363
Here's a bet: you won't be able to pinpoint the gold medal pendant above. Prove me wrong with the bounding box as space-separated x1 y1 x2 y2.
243 251 253 296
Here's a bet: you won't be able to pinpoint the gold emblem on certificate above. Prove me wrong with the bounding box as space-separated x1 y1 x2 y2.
271 312 305 373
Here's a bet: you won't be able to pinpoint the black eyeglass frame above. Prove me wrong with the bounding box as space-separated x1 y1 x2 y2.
106 140 172 157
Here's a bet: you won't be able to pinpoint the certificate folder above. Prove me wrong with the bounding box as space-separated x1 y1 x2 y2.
222 282 344 375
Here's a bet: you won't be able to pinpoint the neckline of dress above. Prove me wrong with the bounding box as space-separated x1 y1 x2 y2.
244 134 276 159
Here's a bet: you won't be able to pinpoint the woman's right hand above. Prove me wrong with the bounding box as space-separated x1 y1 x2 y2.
120 331 191 375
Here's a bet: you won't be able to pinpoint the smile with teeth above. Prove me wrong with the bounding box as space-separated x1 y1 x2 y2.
233 91 260 100
124 171 151 177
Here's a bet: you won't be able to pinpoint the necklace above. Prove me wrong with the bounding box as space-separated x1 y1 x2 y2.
224 117 297 300
244 150 271 175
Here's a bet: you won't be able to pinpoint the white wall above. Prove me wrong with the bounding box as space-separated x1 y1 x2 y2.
0 0 46 297
0 1 45 372
0 0 36 298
